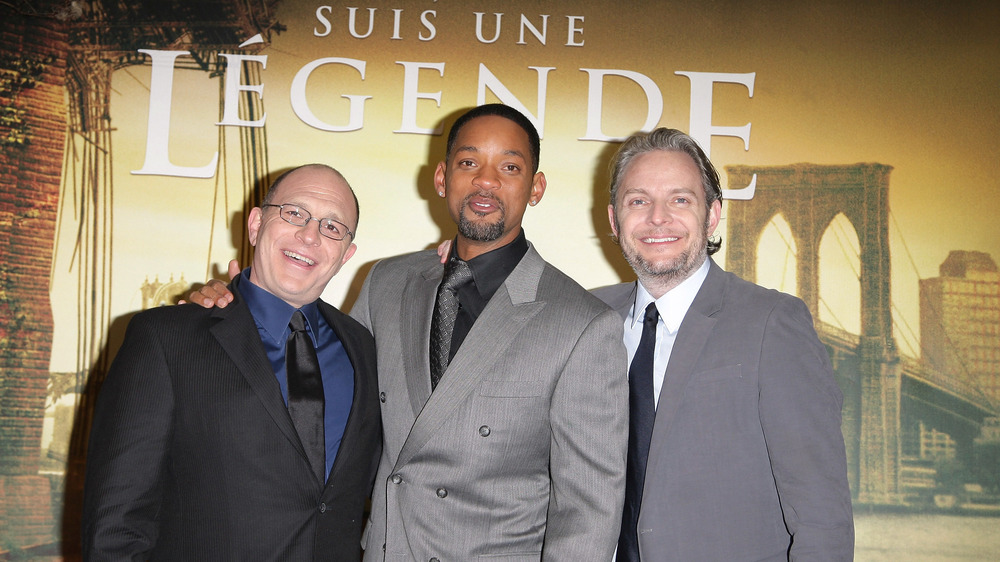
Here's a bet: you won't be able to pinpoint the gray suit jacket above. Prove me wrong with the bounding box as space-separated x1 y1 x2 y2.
592 259 854 561
352 244 628 561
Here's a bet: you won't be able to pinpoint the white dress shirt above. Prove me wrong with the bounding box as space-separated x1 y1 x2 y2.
622 259 710 408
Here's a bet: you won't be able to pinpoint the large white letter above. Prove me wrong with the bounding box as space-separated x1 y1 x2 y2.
517 14 548 45
395 61 444 134
132 49 218 178
419 10 437 40
314 6 333 37
347 7 375 39
565 16 584 46
477 64 553 138
579 68 662 141
216 53 267 127
474 12 503 43
391 8 403 39
290 57 370 132
676 71 756 199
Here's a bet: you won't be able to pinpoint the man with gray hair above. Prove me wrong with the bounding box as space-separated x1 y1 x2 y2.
594 128 854 561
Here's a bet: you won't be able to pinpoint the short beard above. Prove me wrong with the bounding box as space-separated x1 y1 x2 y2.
457 193 506 242
617 214 710 290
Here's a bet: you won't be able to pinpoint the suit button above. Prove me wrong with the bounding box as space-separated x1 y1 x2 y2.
318 502 327 513
436 487 448 498
379 391 386 403
391 474 402 484
478 425 491 437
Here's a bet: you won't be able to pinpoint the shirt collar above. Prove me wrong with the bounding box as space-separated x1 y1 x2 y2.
630 259 711 334
238 267 321 345
447 228 528 299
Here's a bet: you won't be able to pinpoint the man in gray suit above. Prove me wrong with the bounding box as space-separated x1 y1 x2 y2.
189 105 628 560
592 128 854 561
352 104 627 560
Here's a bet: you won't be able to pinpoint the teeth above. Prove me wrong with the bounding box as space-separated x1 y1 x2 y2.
643 236 678 243
284 251 314 265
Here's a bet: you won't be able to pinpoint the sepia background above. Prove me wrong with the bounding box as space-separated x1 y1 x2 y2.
1 0 998 559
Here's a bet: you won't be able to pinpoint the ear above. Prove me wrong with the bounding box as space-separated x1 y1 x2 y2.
707 199 722 236
340 243 358 267
247 207 263 246
607 204 619 238
433 162 447 196
528 171 547 205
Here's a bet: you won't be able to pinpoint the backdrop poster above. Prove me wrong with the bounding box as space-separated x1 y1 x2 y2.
1 0 998 559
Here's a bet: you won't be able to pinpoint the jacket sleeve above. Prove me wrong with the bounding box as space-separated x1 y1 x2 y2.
82 314 174 561
542 308 629 560
758 296 855 561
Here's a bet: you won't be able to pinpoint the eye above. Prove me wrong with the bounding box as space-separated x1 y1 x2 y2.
457 159 476 168
627 197 648 207
321 220 342 235
502 163 521 173
284 207 305 219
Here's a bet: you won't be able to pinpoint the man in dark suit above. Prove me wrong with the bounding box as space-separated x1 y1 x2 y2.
592 129 854 561
82 164 381 561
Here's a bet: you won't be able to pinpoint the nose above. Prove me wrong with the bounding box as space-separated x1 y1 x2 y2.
647 201 674 225
295 217 323 245
473 168 501 190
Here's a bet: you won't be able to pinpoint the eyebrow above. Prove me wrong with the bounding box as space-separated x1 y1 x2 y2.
285 201 347 223
453 145 528 161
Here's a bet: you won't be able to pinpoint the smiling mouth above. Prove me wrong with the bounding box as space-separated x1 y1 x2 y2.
642 236 679 243
284 250 315 266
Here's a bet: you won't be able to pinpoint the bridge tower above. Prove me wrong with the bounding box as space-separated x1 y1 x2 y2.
724 163 901 505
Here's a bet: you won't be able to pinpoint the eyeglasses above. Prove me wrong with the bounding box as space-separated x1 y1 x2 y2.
263 204 354 241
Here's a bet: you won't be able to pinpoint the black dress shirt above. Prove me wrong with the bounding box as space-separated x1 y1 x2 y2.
447 229 529 359
449 228 528 359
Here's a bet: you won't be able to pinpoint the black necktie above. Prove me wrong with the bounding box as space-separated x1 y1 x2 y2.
286 310 325 483
429 258 473 389
618 302 659 562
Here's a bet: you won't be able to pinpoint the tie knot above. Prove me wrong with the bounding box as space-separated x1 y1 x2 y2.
643 302 659 326
442 258 473 291
290 309 307 333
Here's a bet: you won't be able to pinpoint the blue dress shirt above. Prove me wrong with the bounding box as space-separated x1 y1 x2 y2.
236 268 354 480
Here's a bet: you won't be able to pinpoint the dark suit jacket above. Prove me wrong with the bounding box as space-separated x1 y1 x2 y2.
592 259 854 561
82 276 381 561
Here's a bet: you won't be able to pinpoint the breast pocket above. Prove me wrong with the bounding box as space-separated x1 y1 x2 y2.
688 363 743 386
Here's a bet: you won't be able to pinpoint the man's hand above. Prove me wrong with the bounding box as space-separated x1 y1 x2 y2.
437 239 451 264
183 259 240 308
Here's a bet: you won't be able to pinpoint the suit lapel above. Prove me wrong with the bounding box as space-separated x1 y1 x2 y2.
645 260 726 477
400 261 443 417
610 282 638 321
319 301 372 485
209 280 306 462
393 245 547 470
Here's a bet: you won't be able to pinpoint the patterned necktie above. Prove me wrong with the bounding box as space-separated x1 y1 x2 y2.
429 258 473 389
286 310 326 483
618 302 659 562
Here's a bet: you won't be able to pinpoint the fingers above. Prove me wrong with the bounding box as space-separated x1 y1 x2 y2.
185 279 235 309
228 259 240 280
436 239 452 264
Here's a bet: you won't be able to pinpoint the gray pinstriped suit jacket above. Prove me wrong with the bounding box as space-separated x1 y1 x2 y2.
352 243 628 561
